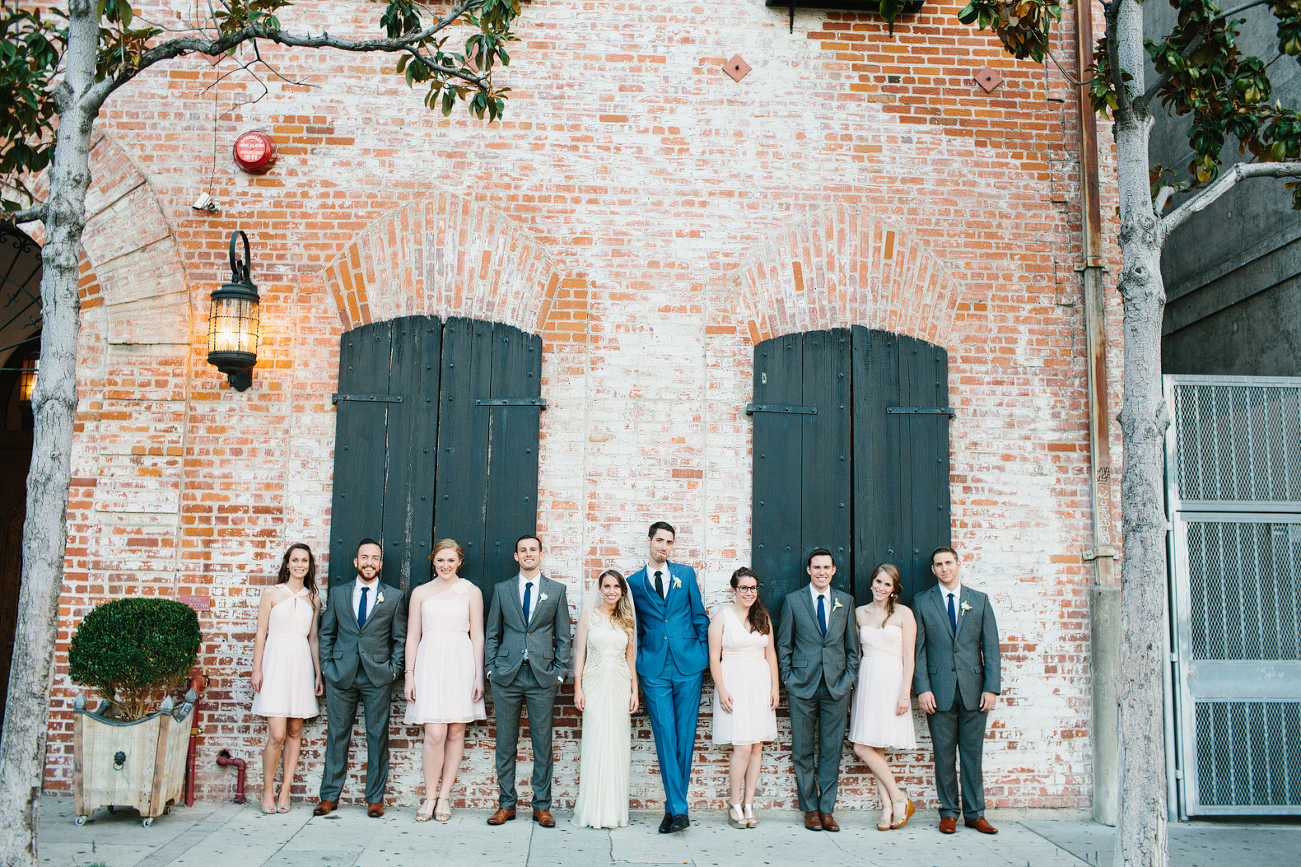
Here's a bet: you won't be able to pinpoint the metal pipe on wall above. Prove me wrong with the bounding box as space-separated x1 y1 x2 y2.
1075 0 1123 827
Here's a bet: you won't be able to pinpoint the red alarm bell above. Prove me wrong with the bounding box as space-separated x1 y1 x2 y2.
232 130 276 174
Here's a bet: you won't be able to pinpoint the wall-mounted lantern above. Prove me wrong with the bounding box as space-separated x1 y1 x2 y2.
206 230 260 392
18 356 37 403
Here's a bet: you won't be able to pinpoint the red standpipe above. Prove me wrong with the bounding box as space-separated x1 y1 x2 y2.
183 674 209 807
216 749 247 804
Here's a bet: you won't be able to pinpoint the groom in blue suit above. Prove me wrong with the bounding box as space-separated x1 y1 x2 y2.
627 521 710 833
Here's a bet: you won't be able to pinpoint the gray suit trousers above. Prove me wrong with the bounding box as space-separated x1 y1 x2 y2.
491 665 559 810
788 679 851 814
926 688 988 819
319 678 394 804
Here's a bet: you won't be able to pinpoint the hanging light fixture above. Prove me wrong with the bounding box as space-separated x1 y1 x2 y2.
18 356 37 403
206 230 261 391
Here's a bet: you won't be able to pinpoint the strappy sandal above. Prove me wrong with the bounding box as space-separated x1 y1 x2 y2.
876 803 893 831
743 803 757 828
890 797 915 830
434 797 452 823
415 799 436 823
727 804 745 829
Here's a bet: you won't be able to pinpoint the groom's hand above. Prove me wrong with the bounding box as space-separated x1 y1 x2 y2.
980 692 997 713
918 691 937 714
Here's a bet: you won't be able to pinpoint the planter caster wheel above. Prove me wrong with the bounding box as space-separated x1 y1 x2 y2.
74 815 86 826
163 806 171 815
142 817 153 828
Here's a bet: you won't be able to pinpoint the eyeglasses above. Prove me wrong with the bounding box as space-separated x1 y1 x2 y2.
736 585 759 594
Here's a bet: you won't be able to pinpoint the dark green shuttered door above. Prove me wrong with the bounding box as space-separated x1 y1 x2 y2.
328 316 542 600
751 326 950 609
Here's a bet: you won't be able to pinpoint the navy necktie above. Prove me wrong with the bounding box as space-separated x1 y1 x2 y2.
947 592 957 633
523 581 533 623
654 570 664 598
817 594 827 636
358 585 369 629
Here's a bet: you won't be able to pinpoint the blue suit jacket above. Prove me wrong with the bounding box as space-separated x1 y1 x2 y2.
627 562 710 678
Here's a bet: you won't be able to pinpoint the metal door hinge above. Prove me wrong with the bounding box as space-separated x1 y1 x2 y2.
886 406 956 417
746 403 817 415
332 393 403 404
475 397 548 408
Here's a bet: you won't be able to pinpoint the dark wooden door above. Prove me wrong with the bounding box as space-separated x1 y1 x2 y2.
433 318 543 598
751 330 852 612
328 316 442 589
751 327 950 610
328 316 542 598
851 326 950 604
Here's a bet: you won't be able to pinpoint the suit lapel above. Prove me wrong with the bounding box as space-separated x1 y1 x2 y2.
511 576 529 630
954 586 970 641
640 567 666 615
929 587 953 639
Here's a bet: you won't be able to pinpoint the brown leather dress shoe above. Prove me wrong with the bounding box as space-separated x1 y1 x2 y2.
819 813 840 832
312 799 336 817
965 817 998 834
533 809 556 827
487 808 517 825
367 802 385 818
804 811 823 831
939 816 957 834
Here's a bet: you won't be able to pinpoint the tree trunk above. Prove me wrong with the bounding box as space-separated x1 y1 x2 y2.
0 3 99 864
1111 1 1170 865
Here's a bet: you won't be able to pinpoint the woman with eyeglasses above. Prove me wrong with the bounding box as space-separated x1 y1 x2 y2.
708 567 779 829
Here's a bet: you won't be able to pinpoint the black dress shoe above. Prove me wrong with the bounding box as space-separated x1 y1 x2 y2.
669 814 690 832
658 813 675 834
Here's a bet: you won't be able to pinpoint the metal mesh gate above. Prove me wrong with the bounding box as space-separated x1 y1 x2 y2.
1166 375 1301 816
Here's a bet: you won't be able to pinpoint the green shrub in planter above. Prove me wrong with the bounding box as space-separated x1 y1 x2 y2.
69 598 201 721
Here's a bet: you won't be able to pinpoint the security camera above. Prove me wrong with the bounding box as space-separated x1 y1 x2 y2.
191 192 218 214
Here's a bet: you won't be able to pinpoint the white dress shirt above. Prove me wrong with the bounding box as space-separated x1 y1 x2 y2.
941 582 963 628
810 585 832 624
352 576 380 623
648 562 670 598
518 573 541 625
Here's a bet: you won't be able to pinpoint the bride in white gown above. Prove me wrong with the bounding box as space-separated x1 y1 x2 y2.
572 569 639 829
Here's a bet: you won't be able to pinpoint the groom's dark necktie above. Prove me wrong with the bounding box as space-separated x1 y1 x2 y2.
817 594 827 636
523 580 534 623
358 586 369 628
947 591 957 633
654 570 664 598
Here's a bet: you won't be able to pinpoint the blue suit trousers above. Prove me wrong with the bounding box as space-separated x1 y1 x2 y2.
641 656 704 817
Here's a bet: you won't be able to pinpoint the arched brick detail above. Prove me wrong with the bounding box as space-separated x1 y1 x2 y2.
323 194 582 342
734 205 963 348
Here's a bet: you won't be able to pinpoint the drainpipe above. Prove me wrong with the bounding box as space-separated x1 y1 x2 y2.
1075 0 1122 827
216 750 247 804
183 674 209 807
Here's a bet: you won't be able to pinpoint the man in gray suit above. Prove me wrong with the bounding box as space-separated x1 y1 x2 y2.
913 546 1001 835
315 538 407 818
776 548 860 832
483 535 572 828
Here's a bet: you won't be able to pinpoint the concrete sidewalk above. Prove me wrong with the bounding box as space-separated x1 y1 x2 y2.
37 796 1300 867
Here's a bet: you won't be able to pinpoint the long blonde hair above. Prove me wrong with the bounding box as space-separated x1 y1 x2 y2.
596 569 636 638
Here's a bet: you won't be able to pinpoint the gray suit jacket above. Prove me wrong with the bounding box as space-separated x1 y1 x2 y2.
776 586 860 700
318 580 407 689
913 583 1001 712
484 575 573 686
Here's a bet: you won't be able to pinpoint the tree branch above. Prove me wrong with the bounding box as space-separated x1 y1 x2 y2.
2 203 48 226
1160 160 1301 237
88 0 488 108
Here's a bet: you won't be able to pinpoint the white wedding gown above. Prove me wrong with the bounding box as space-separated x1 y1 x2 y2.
572 611 633 829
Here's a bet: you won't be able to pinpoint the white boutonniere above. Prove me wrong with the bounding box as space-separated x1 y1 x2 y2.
672 576 682 590
960 601 971 615
832 598 843 612
377 590 385 604
540 592 548 602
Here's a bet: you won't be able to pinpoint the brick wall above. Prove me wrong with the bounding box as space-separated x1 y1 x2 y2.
41 0 1121 815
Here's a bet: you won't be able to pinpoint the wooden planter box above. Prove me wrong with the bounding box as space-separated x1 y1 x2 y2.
72 695 195 827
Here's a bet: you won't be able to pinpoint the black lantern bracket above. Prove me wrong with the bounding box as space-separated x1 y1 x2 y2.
206 230 261 392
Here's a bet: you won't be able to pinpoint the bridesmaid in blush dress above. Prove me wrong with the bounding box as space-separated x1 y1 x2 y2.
848 562 918 831
572 569 639 829
404 539 486 823
708 567 779 829
251 543 323 813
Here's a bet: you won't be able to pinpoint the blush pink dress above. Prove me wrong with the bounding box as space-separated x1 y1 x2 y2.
711 607 777 746
404 580 486 725
848 623 917 749
252 586 319 719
